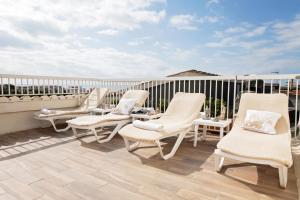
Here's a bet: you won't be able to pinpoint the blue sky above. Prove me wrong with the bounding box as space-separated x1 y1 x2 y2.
0 0 299 78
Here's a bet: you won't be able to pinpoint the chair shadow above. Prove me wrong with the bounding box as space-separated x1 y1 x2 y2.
76 127 125 153
217 162 297 198
124 134 297 198
128 136 217 176
0 127 77 161
0 125 124 161
291 137 300 187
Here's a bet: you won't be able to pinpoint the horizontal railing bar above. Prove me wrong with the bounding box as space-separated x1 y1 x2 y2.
164 75 237 81
1 74 299 82
237 74 300 80
0 74 149 82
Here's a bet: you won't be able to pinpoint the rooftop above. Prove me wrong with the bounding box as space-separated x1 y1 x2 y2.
0 127 298 200
167 69 218 77
0 73 299 200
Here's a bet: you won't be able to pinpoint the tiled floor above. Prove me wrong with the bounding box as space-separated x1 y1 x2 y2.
0 127 298 200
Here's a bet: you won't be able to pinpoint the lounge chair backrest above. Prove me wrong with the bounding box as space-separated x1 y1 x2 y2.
120 90 149 107
80 88 109 110
235 93 290 134
160 92 206 124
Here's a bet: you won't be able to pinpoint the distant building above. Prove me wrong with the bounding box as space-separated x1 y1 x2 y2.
167 69 218 77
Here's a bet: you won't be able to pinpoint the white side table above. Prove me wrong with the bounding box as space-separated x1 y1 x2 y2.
130 113 163 121
193 118 232 147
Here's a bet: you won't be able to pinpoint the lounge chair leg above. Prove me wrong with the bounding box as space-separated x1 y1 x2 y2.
215 154 224 172
71 127 88 138
156 133 185 160
193 125 199 147
278 166 288 188
72 127 78 137
49 119 70 132
95 121 129 143
124 138 140 151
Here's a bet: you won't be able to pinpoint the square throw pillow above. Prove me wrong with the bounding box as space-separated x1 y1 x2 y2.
242 109 282 134
112 98 137 115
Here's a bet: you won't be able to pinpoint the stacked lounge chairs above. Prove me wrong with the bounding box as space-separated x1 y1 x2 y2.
34 88 108 132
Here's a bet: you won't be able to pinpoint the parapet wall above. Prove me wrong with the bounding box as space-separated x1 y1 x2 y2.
0 95 87 135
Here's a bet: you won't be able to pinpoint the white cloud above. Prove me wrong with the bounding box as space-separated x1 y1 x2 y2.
206 0 220 7
127 41 144 46
200 14 300 74
205 37 236 48
0 0 170 77
214 24 267 39
169 15 198 30
97 29 119 36
0 0 166 37
153 41 170 50
170 48 197 61
131 14 300 75
127 36 151 46
203 16 222 23
244 26 267 37
273 15 300 44
225 27 247 34
208 24 269 49
0 0 299 78
0 46 169 78
169 14 221 30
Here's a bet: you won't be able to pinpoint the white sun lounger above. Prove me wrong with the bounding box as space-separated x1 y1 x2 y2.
66 90 149 143
119 92 206 160
214 93 293 188
34 88 108 132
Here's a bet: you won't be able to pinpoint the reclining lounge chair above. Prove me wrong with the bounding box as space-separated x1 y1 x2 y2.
119 92 206 160
67 90 149 143
214 93 293 188
34 88 108 132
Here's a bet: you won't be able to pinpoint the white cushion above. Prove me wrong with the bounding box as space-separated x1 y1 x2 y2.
112 98 137 115
133 120 164 131
40 108 56 115
242 109 281 134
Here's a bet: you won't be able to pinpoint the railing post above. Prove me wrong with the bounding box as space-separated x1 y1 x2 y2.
233 76 237 116
8 78 10 96
0 76 3 96
295 79 299 138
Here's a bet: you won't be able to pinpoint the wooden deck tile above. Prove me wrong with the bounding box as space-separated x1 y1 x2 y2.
0 127 297 200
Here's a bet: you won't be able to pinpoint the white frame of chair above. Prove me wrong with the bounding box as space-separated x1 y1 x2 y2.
67 89 149 143
214 93 293 189
34 88 109 132
214 149 288 188
120 92 205 160
70 118 132 143
34 113 88 132
122 126 193 160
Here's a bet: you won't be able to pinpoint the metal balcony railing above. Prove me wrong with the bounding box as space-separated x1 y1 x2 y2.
0 73 299 136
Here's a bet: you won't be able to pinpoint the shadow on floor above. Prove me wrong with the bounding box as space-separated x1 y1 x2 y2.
220 163 298 199
0 127 77 161
292 138 300 200
127 135 217 176
76 127 126 152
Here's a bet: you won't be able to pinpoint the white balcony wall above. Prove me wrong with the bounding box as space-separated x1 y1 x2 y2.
0 95 85 135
